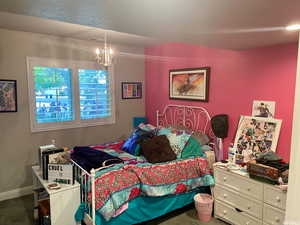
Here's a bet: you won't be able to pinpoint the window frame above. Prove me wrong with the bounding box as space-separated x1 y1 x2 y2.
27 57 116 132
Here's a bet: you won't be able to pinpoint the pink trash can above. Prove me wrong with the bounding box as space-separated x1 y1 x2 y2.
194 193 214 222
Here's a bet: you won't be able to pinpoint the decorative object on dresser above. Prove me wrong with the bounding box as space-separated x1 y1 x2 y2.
169 67 210 101
211 114 229 161
233 116 282 163
213 163 287 225
0 79 17 112
121 82 142 99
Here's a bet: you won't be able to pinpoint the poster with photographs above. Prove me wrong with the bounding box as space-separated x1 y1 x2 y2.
252 100 275 118
233 116 282 161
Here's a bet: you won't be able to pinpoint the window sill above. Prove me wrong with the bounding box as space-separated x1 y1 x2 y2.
31 119 116 133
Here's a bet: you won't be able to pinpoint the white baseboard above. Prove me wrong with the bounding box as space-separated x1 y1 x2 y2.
0 185 33 202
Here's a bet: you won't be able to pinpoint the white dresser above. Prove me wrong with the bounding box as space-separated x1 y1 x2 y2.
213 165 287 225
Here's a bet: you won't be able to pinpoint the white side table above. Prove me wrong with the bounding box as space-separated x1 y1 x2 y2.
32 165 80 225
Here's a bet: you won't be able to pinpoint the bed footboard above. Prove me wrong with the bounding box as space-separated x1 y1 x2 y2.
72 160 96 225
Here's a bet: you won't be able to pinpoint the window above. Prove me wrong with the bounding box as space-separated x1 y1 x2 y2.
27 57 115 132
79 69 111 120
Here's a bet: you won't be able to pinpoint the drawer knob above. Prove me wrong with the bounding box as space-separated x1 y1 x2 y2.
247 188 251 191
275 217 280 222
247 205 251 210
276 196 281 202
223 194 227 198
223 176 227 182
223 210 227 215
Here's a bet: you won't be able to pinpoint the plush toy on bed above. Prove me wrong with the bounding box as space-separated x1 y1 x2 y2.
140 135 177 163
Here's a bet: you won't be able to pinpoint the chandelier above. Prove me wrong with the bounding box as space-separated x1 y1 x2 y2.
95 32 114 67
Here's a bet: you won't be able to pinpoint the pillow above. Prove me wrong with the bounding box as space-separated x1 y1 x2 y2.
140 135 176 163
158 126 192 157
201 144 213 152
158 127 172 136
180 136 206 159
192 132 210 146
138 123 157 132
166 130 191 157
121 133 140 155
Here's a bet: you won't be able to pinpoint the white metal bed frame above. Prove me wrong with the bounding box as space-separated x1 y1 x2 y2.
72 104 215 225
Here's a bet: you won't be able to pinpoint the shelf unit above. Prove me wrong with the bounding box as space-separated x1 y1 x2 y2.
32 165 80 225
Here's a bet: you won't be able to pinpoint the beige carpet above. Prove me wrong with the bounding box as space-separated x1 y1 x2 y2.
0 194 227 225
146 205 228 225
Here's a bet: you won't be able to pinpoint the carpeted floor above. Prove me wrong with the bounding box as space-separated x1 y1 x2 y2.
0 194 227 225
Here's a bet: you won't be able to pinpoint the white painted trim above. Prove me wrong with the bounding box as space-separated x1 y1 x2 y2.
0 185 33 202
285 33 300 225
26 57 116 133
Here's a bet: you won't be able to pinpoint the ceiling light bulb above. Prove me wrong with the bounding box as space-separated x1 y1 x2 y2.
286 24 300 31
95 48 100 55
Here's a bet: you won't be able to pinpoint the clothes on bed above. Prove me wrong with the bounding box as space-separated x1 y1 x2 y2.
122 128 156 156
71 146 123 172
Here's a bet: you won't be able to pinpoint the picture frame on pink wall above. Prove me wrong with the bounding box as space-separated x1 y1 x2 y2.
169 67 210 102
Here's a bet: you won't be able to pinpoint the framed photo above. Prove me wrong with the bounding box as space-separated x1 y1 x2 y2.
0 79 17 112
252 100 275 118
122 82 142 99
233 116 282 161
169 67 210 101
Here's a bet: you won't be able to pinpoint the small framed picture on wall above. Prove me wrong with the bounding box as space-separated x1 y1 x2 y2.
0 79 17 112
121 82 142 99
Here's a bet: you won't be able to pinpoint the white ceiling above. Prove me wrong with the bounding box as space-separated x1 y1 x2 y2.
0 12 161 47
0 0 299 49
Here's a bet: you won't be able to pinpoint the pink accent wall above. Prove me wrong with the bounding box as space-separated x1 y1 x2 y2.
145 42 298 161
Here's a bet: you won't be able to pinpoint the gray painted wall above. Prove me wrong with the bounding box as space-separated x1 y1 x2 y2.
0 28 145 193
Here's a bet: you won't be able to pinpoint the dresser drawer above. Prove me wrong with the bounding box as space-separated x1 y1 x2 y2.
214 167 264 200
215 185 263 219
264 185 286 210
215 200 262 225
263 204 285 225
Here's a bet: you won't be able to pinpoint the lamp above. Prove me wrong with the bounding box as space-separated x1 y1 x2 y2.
95 32 114 67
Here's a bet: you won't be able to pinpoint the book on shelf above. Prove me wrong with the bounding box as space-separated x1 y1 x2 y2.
41 148 64 180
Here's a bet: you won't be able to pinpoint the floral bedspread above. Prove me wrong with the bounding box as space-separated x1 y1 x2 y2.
88 147 214 221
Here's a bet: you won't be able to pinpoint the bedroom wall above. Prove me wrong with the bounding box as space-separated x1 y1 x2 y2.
0 28 145 194
145 42 298 161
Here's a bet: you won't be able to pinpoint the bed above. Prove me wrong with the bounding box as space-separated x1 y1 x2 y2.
71 104 217 225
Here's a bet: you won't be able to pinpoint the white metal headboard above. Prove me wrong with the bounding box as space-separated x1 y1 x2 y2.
156 104 213 136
